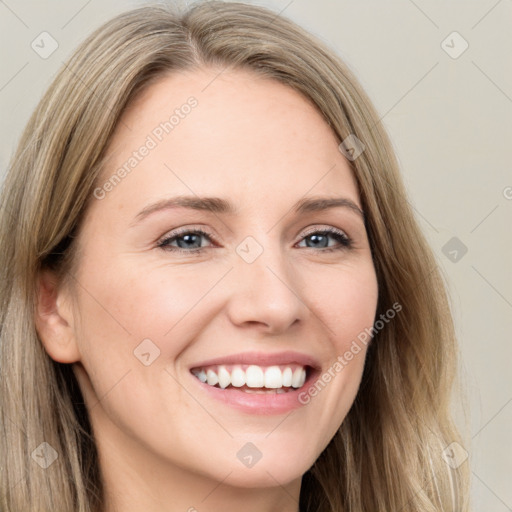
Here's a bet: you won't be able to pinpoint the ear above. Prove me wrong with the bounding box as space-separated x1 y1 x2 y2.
35 268 81 364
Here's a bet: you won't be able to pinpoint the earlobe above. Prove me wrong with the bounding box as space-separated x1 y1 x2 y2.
35 268 81 364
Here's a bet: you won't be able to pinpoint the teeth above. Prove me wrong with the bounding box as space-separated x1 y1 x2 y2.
282 367 293 387
217 365 231 389
192 364 308 390
231 366 246 387
243 387 289 394
246 365 264 388
291 367 306 388
206 369 218 386
264 366 282 388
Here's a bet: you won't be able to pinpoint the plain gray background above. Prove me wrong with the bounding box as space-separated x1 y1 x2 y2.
1 1 511 509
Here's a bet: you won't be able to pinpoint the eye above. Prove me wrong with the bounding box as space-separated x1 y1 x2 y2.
157 226 352 254
296 227 352 252
157 227 215 254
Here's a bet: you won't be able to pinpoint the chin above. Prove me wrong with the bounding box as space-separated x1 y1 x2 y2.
218 446 315 488
218 462 306 489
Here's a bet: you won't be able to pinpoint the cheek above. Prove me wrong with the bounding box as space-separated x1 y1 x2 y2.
70 257 231 420
75 256 220 347
69 259 204 445
309 260 379 342
297 262 377 430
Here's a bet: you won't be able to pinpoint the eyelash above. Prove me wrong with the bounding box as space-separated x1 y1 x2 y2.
157 226 353 255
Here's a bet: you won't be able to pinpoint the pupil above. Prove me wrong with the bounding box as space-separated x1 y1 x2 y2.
308 234 327 248
179 234 200 249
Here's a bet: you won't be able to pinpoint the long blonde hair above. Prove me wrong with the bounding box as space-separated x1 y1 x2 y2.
0 1 471 510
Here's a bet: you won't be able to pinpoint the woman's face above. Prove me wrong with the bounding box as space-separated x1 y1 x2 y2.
62 68 378 491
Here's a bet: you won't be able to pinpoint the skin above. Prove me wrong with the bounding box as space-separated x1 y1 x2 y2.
36 67 378 512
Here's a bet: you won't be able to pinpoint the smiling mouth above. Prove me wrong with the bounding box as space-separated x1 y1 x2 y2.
190 363 309 392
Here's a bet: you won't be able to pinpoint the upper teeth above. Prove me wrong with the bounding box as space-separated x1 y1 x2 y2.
191 364 307 389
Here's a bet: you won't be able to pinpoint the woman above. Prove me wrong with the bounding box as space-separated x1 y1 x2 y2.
0 1 471 511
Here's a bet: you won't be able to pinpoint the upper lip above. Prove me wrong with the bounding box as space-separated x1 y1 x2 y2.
189 350 321 371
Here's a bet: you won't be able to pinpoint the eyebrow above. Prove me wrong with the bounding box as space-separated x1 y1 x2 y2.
131 194 364 225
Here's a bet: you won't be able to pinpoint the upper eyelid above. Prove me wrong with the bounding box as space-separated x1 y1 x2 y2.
300 225 348 236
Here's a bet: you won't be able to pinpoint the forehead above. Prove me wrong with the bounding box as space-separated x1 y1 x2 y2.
93 67 360 218
110 67 338 152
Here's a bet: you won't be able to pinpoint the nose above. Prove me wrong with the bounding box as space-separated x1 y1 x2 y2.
225 241 309 334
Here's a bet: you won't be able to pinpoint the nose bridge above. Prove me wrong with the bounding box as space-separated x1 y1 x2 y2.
225 232 307 332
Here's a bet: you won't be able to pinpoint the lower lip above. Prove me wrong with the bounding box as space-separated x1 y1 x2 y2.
189 369 319 415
